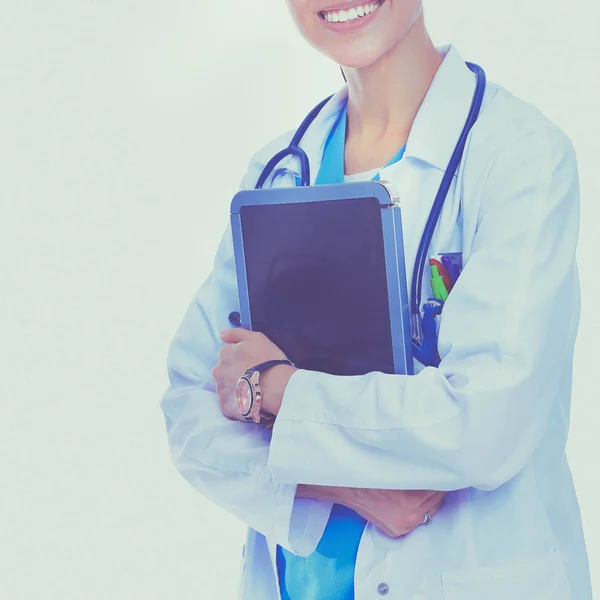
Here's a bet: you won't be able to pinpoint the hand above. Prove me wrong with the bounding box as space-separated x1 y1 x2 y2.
297 484 447 538
212 328 297 420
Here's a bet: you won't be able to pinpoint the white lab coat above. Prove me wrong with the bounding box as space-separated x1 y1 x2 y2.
160 45 592 600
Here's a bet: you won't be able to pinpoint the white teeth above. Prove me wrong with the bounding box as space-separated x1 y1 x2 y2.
321 1 381 23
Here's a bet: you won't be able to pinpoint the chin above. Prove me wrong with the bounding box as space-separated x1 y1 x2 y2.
302 22 409 72
289 0 423 72
328 42 393 70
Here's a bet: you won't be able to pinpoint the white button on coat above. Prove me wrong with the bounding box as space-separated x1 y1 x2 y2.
160 45 592 600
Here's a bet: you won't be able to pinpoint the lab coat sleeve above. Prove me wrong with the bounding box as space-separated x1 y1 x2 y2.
267 125 581 492
159 166 331 556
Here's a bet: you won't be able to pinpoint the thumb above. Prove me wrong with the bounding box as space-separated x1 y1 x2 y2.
219 327 254 343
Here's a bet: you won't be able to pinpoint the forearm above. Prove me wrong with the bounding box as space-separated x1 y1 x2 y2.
296 483 346 503
297 483 440 506
296 483 446 538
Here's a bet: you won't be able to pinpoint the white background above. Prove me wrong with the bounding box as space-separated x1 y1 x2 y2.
2 1 599 598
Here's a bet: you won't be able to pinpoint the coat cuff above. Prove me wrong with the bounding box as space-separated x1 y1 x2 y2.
268 368 330 485
277 492 332 556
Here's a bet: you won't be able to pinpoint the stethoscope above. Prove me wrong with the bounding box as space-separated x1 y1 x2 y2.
248 62 486 368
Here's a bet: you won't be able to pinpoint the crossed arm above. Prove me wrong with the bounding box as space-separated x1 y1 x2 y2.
162 128 579 551
211 327 448 538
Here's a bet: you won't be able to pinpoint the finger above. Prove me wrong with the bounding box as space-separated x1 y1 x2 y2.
398 489 440 508
420 490 447 516
427 496 445 519
411 493 446 530
395 497 446 537
396 492 447 535
219 328 254 343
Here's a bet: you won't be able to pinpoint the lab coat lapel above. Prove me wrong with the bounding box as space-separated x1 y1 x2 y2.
403 44 479 171
379 44 478 292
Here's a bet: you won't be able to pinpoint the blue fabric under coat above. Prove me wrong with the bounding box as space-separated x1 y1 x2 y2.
276 99 406 600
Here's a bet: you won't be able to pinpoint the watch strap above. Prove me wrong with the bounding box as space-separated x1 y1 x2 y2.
260 411 276 430
241 359 294 428
246 359 295 374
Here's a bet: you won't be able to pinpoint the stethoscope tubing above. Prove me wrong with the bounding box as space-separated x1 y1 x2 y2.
254 62 486 367
410 62 486 317
255 95 333 189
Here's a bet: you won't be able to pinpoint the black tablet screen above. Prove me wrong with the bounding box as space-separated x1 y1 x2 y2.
240 196 394 376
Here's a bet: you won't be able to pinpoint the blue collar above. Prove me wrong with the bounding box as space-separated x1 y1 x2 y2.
314 101 406 186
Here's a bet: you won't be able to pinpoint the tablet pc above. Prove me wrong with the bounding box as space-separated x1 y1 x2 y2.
230 180 413 376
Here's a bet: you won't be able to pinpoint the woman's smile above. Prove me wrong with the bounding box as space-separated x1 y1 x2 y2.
317 0 386 33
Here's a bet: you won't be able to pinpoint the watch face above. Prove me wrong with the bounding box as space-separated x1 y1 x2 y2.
235 377 253 417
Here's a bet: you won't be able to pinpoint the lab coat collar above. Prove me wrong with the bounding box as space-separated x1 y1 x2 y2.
305 44 478 175
253 44 476 181
403 44 478 171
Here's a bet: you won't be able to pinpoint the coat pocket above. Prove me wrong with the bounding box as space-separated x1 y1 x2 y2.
440 550 571 600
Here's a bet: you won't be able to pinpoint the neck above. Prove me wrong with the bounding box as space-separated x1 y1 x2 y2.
343 14 443 144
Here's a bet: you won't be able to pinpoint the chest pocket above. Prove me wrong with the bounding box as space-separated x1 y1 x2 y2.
440 550 572 600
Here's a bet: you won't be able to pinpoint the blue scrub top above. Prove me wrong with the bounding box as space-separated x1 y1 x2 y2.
276 100 406 600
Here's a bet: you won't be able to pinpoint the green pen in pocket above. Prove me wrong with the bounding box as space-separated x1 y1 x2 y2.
430 265 449 302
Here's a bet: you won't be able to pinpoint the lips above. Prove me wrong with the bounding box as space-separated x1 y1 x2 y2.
317 0 384 24
319 0 367 10
318 0 385 14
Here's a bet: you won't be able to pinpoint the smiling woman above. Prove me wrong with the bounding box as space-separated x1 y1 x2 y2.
159 1 593 599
